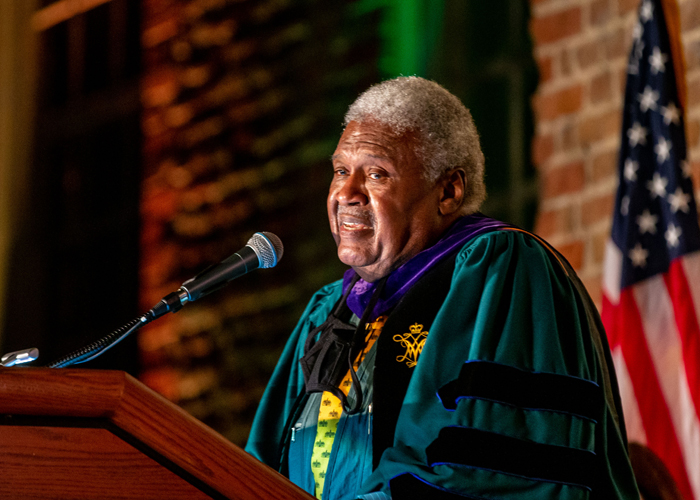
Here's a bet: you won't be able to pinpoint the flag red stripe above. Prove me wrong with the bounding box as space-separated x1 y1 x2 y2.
664 260 700 421
602 290 695 500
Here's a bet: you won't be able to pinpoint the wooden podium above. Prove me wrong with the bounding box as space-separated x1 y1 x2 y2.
0 368 314 500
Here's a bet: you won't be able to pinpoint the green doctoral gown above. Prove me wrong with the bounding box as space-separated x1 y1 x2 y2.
246 230 639 499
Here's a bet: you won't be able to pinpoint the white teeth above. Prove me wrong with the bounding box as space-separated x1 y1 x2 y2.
342 222 369 230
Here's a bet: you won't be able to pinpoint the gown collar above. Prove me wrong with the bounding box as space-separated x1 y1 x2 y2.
341 213 507 319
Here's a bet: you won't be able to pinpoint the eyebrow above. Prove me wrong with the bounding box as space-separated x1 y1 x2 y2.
330 153 390 161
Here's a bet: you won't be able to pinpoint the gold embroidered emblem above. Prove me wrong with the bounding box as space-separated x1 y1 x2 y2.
393 323 428 367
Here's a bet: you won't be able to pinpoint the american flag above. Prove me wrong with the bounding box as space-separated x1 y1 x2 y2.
601 0 700 498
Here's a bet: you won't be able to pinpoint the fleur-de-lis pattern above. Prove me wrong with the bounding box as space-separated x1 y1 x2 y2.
309 315 386 499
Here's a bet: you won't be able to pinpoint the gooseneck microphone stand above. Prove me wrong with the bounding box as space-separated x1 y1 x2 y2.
0 232 283 369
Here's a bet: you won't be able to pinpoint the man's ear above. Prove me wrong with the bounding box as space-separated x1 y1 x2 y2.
438 168 466 216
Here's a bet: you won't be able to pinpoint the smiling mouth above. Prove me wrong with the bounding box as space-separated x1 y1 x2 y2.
341 221 372 231
336 207 374 233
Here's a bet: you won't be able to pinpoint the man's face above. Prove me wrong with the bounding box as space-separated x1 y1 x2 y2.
327 120 446 282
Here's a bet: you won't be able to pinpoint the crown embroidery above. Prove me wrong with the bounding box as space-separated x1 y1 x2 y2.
393 323 428 368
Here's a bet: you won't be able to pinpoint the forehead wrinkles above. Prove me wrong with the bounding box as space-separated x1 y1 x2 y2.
333 136 397 162
334 121 407 159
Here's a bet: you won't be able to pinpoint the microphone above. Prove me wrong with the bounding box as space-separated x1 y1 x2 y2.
47 233 283 368
1 347 39 367
146 232 283 321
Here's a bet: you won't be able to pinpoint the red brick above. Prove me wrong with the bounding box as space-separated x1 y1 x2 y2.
617 67 628 94
557 240 585 270
617 0 640 15
141 70 180 107
212 200 255 229
141 219 165 246
180 186 206 211
172 213 214 237
141 243 179 288
605 27 629 60
530 7 583 45
561 49 574 77
543 161 586 198
692 161 700 193
582 192 614 227
591 0 611 26
139 365 180 401
578 41 601 69
533 84 584 120
688 76 700 107
590 71 612 104
534 206 576 238
688 119 700 150
142 16 179 48
142 0 179 19
535 210 557 238
532 133 555 166
590 228 610 264
176 368 218 400
592 149 619 181
164 104 194 128
684 39 700 72
180 64 212 88
142 131 176 163
681 0 700 32
578 110 621 146
561 121 578 151
189 20 237 49
142 112 167 137
536 54 554 83
142 186 179 221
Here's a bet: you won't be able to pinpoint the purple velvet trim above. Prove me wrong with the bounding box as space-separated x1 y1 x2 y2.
341 213 508 319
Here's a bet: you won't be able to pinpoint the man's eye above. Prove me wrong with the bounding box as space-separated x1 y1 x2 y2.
368 172 383 180
334 168 347 176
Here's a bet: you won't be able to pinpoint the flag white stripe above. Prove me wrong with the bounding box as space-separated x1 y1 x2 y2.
610 346 647 445
633 278 700 499
680 251 700 333
603 240 623 305
678 361 700 500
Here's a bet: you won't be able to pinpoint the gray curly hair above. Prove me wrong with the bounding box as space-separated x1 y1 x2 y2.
344 76 486 213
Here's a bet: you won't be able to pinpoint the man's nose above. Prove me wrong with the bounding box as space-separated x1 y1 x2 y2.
336 171 368 205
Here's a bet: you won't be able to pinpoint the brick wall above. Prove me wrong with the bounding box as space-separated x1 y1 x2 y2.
136 0 700 444
529 0 700 306
138 0 380 445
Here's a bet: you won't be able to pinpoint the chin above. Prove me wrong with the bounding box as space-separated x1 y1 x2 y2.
337 246 373 269
338 253 368 269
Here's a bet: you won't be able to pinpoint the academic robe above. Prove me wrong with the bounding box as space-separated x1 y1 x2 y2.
245 229 639 500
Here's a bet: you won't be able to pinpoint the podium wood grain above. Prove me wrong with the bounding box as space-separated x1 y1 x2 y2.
0 368 314 500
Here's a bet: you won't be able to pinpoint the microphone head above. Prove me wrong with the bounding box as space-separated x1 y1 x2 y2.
248 232 283 269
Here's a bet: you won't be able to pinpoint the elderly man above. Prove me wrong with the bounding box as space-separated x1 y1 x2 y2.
246 77 638 500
